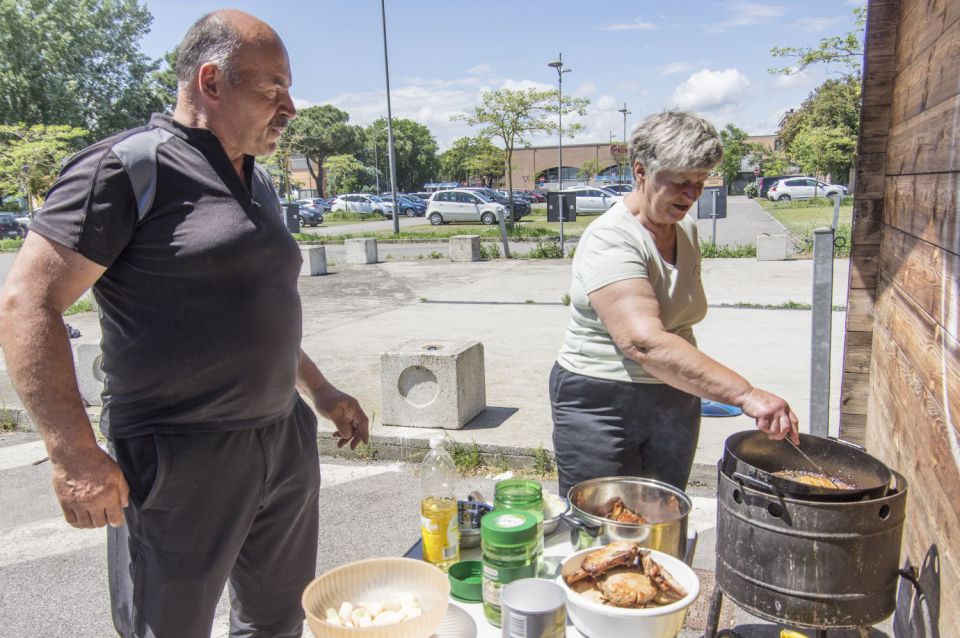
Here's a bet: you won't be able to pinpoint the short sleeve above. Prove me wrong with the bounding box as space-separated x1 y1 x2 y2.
577 221 649 294
30 143 138 267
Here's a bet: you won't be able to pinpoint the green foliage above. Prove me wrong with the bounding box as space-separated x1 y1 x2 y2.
764 195 854 209
789 125 857 183
324 210 386 222
770 6 865 76
365 118 439 193
577 158 604 180
0 124 89 204
282 105 364 196
791 223 852 257
700 242 757 258
743 180 759 198
0 0 165 138
561 293 571 306
439 136 504 185
748 146 791 177
718 124 760 191
428 251 443 259
64 299 94 316
353 441 377 460
150 47 179 115
526 240 565 259
449 439 483 473
479 242 501 259
532 446 555 476
323 154 366 195
0 238 23 252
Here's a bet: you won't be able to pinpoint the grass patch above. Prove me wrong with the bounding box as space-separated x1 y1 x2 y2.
561 293 571 306
0 238 23 252
479 242 501 260
714 300 846 311
324 211 387 222
525 240 566 259
755 198 853 257
64 299 94 316
1 408 17 432
700 241 756 258
353 441 377 460
449 439 483 473
428 251 443 259
532 446 556 476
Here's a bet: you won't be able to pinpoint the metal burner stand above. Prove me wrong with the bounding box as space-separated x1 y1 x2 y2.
704 587 830 638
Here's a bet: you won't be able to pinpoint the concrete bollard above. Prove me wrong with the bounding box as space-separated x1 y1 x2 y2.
449 235 481 262
381 340 485 429
73 342 104 406
756 234 789 261
299 246 328 276
344 238 378 264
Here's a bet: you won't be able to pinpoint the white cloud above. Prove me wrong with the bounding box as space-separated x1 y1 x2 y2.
772 69 816 90
292 96 314 109
660 62 694 76
596 95 619 110
672 68 751 113
707 3 786 32
573 81 595 97
501 79 554 92
749 107 796 135
600 18 658 31
466 64 494 76
796 16 845 32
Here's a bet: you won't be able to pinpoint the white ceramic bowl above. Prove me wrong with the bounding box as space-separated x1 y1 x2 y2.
557 546 701 638
302 557 449 638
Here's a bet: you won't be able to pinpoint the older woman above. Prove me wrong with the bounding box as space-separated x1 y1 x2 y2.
551 110 798 496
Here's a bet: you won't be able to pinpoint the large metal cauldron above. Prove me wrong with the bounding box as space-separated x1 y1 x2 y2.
563 477 691 559
715 467 907 628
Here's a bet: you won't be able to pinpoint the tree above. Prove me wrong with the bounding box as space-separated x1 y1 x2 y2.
747 145 791 177
439 136 504 186
454 87 588 220
281 105 363 197
577 159 604 181
0 124 89 211
0 0 166 138
778 77 861 152
323 154 366 195
718 124 760 192
789 125 857 189
150 47 179 114
366 118 439 192
770 6 865 76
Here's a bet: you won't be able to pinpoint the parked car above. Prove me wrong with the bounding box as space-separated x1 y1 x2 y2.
766 177 848 201
426 189 511 225
0 213 25 239
462 187 530 219
379 194 427 217
300 197 331 212
604 183 634 194
757 174 794 199
330 193 393 216
408 192 432 202
566 186 623 213
297 203 324 226
525 190 547 203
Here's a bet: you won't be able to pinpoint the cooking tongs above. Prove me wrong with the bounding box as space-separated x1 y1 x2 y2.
785 437 840 488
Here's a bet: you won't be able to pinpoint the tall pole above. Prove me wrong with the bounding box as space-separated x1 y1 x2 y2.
372 127 380 193
380 0 400 234
618 103 631 189
549 54 571 257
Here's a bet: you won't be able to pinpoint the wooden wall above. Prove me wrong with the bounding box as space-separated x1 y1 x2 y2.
844 0 960 630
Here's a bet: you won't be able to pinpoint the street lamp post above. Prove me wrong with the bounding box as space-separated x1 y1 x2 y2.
618 103 631 189
380 0 400 234
548 54 571 257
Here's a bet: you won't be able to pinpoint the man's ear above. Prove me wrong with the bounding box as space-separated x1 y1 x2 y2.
198 63 222 101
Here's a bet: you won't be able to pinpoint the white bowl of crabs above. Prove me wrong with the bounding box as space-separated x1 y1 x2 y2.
557 542 700 637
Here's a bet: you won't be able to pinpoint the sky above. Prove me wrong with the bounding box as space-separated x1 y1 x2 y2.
139 0 865 151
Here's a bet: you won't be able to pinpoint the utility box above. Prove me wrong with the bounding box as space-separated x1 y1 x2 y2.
696 177 727 219
546 191 577 222
283 202 301 233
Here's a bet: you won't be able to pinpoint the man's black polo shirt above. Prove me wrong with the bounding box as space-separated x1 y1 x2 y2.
31 114 303 439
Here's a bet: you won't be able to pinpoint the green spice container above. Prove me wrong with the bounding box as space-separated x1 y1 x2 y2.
494 479 544 551
480 509 540 627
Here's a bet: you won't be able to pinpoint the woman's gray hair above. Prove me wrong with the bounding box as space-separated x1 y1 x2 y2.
175 13 243 88
628 110 723 178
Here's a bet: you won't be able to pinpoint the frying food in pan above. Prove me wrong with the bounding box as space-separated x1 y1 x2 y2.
771 470 853 490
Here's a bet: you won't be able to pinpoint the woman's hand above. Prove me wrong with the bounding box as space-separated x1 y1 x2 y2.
738 387 800 444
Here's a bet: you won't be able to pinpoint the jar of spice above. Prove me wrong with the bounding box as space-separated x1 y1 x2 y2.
494 479 544 551
480 509 540 627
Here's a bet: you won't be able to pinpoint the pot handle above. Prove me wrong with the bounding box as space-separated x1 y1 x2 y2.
683 530 698 567
560 512 602 538
732 471 775 493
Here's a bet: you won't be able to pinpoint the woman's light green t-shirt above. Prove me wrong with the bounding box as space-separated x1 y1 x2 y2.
557 203 708 383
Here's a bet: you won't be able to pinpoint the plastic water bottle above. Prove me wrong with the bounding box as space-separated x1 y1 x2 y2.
420 436 460 571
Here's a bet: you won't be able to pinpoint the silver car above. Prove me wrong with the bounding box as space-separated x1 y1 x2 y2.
567 186 623 213
426 189 510 225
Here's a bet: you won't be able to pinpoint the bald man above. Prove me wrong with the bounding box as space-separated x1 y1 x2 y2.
0 11 367 637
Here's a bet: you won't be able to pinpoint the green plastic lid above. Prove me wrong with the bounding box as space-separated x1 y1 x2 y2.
481 509 538 545
448 560 483 602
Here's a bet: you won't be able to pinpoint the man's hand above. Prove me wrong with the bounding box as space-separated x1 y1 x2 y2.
51 445 129 529
738 387 800 445
313 387 369 450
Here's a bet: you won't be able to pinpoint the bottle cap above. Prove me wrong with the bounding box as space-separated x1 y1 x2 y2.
481 509 538 545
429 435 444 449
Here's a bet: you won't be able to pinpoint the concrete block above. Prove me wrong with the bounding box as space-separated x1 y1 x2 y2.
344 238 378 264
381 339 485 429
757 234 789 261
300 246 328 276
73 342 105 406
449 235 481 262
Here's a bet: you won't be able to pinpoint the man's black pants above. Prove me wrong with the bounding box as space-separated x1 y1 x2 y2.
550 363 701 497
108 399 321 638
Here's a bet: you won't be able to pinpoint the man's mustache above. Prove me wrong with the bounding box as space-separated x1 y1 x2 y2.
270 116 290 130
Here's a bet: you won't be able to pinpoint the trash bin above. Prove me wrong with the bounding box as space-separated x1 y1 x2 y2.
546 191 576 222
284 202 301 233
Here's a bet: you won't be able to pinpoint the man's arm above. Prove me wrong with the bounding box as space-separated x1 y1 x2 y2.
0 232 129 527
296 350 369 450
589 277 799 443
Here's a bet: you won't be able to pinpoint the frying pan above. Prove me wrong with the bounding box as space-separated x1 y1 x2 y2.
721 431 894 501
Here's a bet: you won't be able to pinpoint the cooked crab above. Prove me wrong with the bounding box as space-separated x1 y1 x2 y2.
608 497 648 524
563 541 688 609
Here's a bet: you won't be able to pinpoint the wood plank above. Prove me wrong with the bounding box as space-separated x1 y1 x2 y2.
890 16 960 127
840 372 870 414
860 105 892 139
895 0 956 75
863 53 897 108
885 173 960 255
855 165 887 199
886 94 960 175
842 330 875 373
838 411 866 444
849 245 880 289
865 0 901 56
874 276 960 439
845 288 877 332
857 133 888 156
851 198 884 245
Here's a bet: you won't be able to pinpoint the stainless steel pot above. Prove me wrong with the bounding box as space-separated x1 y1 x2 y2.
562 477 691 559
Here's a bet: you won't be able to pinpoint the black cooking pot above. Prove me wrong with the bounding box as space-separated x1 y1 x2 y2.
721 431 894 501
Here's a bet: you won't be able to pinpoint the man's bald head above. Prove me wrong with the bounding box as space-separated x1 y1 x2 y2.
175 10 283 90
